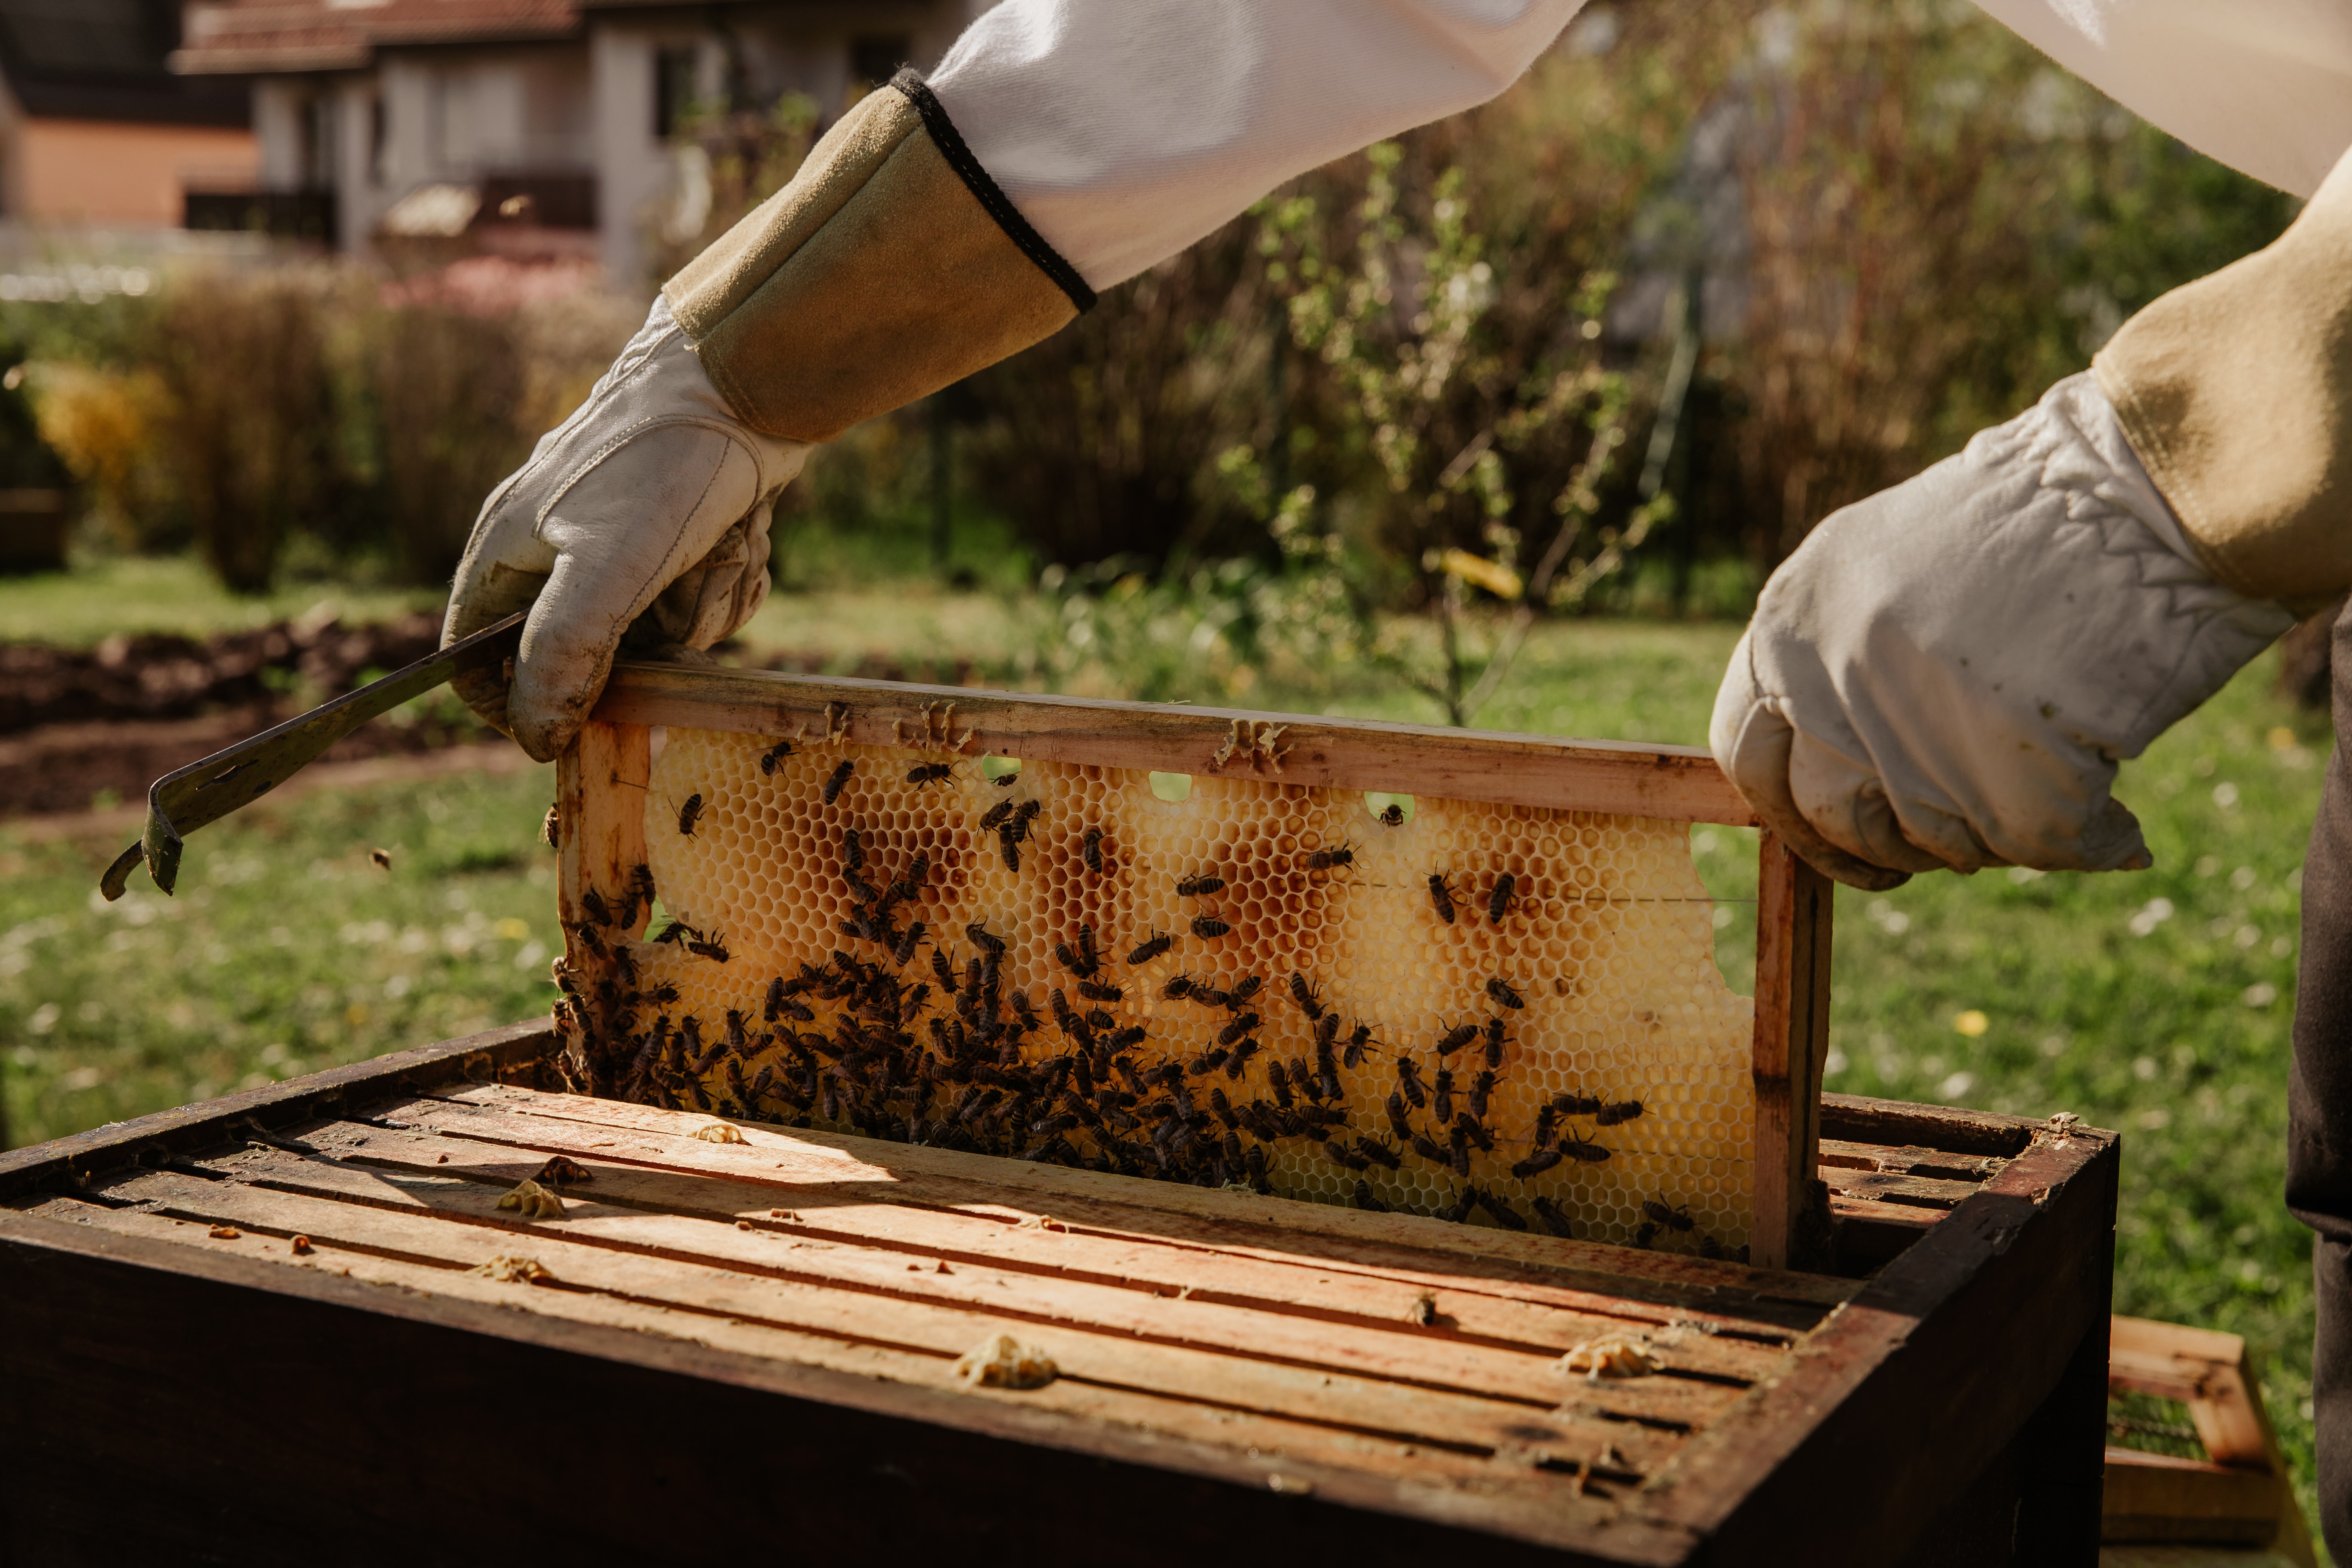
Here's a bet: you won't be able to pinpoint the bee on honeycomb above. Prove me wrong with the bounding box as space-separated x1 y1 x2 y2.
592 729 1755 1251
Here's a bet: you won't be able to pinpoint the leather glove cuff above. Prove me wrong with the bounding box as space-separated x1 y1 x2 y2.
664 69 1094 442
2096 138 2352 614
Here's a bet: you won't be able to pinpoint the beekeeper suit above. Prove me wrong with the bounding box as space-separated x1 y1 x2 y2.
443 1 2352 1544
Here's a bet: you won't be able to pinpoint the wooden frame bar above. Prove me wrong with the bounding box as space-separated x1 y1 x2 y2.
580 664 1825 1264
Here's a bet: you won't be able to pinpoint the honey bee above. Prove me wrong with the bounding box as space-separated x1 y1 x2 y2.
541 804 561 849
1512 1147 1563 1178
1010 799 1042 837
1289 973 1326 1020
1441 1188 1478 1224
1190 913 1231 939
1053 941 1091 978
1642 1198 1695 1232
1266 1060 1293 1109
1595 1100 1644 1127
765 976 791 1020
630 862 656 908
1208 1088 1240 1127
1161 973 1198 1001
580 888 613 927
653 919 695 945
1553 1091 1602 1117
892 921 925 966
1396 1059 1427 1109
1632 1221 1659 1250
1427 873 1463 924
1487 872 1517 924
1353 1180 1390 1213
1446 1123 1472 1176
1176 873 1225 898
1485 978 1524 1011
992 770 1019 787
1699 1234 1726 1260
1127 930 1172 965
1378 804 1406 827
1305 842 1355 871
1328 1142 1369 1171
1468 1070 1495 1121
997 830 1022 871
1435 1022 1478 1056
759 740 794 775
978 799 1015 832
842 828 866 875
823 760 855 804
1432 1068 1455 1123
1313 1013 1341 1054
907 762 953 787
1228 975 1264 1005
1343 1024 1378 1068
1077 979 1123 1004
1081 828 1106 873
1223 1037 1260 1076
1218 1013 1261 1047
1386 1093 1413 1137
650 982 680 1005
1354 1136 1402 1170
688 932 731 963
893 853 931 901
677 793 705 834
1484 1016 1510 1069
965 921 1005 956
1531 1197 1575 1238
1104 1025 1146 1053
1077 924 1102 973
1559 1136 1611 1163
1411 1133 1448 1164
1476 1191 1527 1232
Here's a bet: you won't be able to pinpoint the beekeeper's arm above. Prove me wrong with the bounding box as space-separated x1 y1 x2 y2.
1714 0 2352 887
443 0 1587 759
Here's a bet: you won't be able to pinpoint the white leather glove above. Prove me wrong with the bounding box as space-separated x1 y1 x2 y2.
1711 372 2294 891
443 296 809 761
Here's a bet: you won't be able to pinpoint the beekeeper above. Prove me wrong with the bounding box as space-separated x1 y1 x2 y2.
443 1 2352 1543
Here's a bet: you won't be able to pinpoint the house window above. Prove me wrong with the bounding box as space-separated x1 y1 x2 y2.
654 45 698 138
849 35 910 95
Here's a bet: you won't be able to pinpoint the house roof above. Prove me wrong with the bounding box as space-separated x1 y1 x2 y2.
0 0 248 125
173 0 583 76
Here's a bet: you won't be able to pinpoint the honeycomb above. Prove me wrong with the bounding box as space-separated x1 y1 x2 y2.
570 729 1755 1254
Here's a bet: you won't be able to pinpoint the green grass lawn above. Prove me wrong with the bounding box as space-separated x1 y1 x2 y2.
0 553 446 646
0 591 2328 1534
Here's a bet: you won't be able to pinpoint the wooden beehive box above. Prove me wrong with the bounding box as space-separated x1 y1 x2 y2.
0 669 2121 1564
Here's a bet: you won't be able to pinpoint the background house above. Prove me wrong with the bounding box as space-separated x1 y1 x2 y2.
172 0 980 284
0 0 252 229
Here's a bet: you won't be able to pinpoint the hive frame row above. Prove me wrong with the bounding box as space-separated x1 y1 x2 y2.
559 662 1835 1270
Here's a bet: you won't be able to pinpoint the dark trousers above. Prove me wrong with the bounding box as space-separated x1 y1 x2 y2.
2288 604 2352 1554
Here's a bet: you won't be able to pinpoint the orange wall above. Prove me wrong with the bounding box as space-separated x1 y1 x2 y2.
14 119 258 226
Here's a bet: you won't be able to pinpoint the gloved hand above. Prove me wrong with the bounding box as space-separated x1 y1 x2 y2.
1711 372 2294 891
441 71 1090 760
443 296 808 762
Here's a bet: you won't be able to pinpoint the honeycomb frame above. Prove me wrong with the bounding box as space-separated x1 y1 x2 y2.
554 664 1833 1270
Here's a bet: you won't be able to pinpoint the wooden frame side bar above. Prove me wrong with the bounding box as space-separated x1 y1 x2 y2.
1749 834 1834 1272
595 662 1755 825
555 720 650 1094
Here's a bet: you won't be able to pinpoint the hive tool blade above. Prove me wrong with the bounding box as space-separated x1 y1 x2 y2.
98 612 528 900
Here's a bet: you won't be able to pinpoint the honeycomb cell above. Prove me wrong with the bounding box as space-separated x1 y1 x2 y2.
591 729 1755 1254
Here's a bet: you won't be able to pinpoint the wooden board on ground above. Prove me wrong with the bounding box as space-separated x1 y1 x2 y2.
0 1022 2118 1564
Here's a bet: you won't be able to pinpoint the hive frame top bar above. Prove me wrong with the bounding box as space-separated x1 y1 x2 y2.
597 662 1755 826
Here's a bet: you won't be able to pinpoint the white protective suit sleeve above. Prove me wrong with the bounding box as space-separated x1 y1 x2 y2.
930 0 1588 292
1973 0 2352 199
932 0 2352 294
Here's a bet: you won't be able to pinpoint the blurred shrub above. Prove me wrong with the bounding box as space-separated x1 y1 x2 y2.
20 258 635 594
